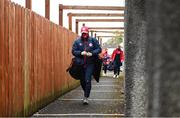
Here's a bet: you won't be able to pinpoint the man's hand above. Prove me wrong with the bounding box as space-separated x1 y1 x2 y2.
86 52 92 57
81 51 87 56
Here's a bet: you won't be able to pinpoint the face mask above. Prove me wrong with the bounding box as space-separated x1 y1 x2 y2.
81 33 89 39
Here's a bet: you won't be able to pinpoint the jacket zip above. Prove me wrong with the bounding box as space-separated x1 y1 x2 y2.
83 40 87 68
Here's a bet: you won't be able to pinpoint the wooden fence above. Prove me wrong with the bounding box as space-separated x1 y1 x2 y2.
0 0 79 116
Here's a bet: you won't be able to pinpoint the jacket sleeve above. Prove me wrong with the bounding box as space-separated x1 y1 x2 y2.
111 50 115 61
92 38 102 55
72 40 81 57
120 50 124 62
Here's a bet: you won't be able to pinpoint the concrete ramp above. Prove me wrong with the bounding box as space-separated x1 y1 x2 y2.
33 76 125 117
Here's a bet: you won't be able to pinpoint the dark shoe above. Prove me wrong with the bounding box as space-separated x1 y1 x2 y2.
121 90 124 94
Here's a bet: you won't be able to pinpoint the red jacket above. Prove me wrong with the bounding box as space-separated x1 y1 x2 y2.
111 48 124 62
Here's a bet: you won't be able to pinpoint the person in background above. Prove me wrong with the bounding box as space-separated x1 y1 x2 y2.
102 48 110 75
111 45 124 78
72 26 101 105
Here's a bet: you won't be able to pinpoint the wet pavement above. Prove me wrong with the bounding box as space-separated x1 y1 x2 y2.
33 73 125 117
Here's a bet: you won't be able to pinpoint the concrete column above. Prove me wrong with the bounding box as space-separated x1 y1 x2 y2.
146 0 180 117
125 0 148 117
125 0 180 117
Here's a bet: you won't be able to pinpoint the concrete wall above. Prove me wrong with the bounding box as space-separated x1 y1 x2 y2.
146 0 180 117
125 0 180 117
125 0 147 116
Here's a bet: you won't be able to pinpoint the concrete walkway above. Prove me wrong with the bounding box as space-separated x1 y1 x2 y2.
33 73 124 117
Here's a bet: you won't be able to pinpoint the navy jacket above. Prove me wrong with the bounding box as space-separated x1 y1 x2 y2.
72 37 101 65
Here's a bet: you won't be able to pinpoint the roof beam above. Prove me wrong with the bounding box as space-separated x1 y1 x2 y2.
67 13 124 17
62 5 125 10
75 21 124 34
90 30 124 33
59 4 125 27
68 13 124 31
97 36 117 37
89 27 125 30
76 19 125 22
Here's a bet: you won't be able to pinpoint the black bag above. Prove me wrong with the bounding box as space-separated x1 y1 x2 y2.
107 61 114 71
66 58 83 80
93 56 102 83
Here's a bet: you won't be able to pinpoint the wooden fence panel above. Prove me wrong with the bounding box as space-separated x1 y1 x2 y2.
0 0 5 116
61 28 67 90
53 25 58 94
0 0 79 116
4 0 10 115
29 11 35 109
8 2 15 116
23 7 30 115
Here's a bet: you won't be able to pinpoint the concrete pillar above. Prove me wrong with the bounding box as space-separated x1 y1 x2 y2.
125 0 148 117
125 0 180 117
146 0 180 117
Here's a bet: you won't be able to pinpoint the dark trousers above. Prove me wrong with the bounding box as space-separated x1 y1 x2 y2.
113 61 121 75
80 64 94 98
103 64 107 74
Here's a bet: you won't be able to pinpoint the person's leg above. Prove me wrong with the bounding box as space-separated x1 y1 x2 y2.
113 62 118 78
104 65 107 74
114 64 117 75
84 64 94 98
80 69 86 92
117 64 120 75
103 64 106 74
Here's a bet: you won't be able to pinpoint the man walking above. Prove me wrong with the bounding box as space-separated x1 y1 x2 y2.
72 26 101 105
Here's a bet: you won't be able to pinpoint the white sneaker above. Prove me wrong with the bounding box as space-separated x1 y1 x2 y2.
113 75 116 78
117 75 119 78
83 97 89 105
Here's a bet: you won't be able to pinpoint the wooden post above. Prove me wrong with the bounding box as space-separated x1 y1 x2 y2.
59 4 63 26
45 0 50 20
100 38 102 46
95 33 97 38
68 13 72 31
90 31 93 37
26 0 32 10
97 36 99 42
76 21 79 34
